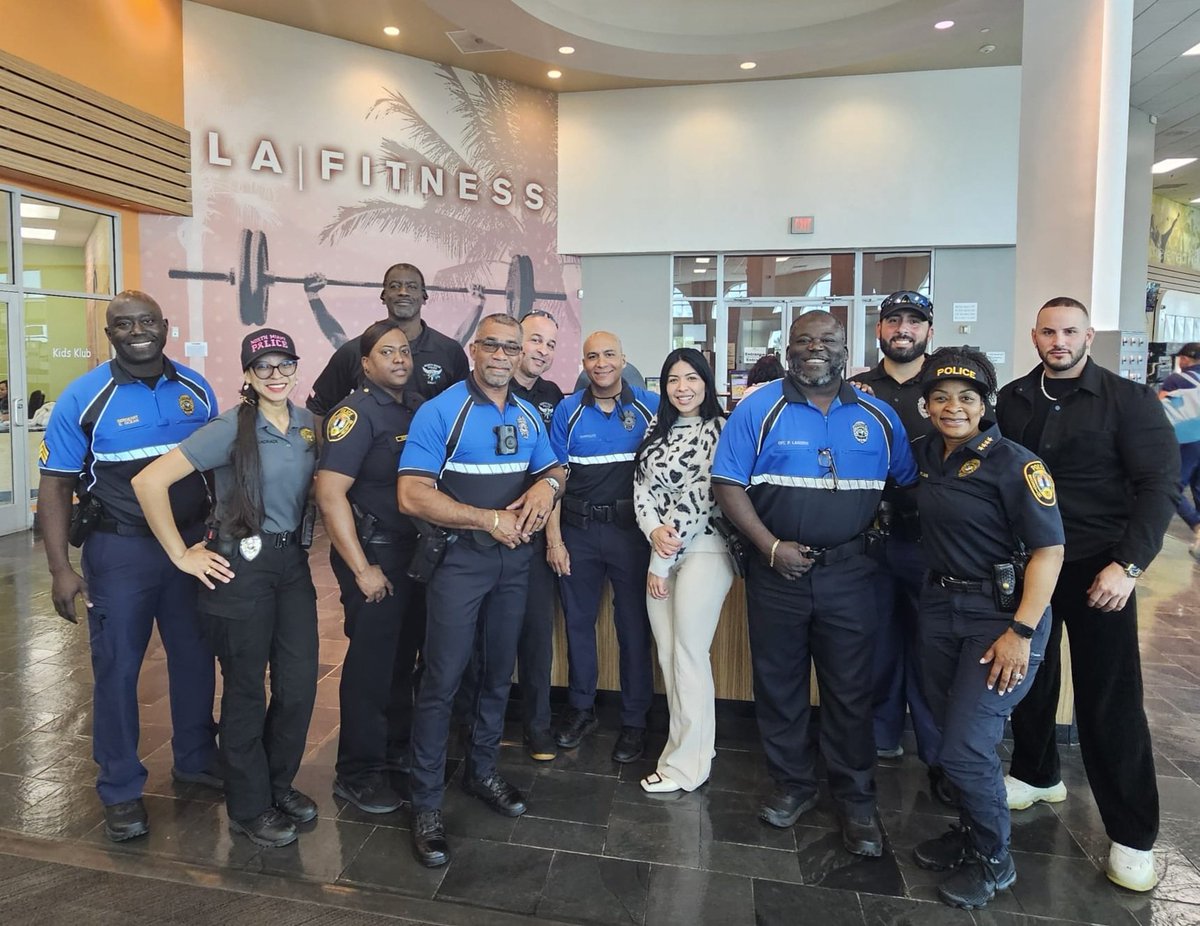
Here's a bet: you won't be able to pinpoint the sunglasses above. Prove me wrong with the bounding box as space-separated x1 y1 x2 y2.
474 338 522 357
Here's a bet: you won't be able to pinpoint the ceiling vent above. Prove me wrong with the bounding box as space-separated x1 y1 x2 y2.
446 30 506 54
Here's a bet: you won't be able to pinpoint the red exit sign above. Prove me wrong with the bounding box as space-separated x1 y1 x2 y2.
789 215 815 234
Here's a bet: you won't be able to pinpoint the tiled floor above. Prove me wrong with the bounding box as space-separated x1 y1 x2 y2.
2 522 1200 925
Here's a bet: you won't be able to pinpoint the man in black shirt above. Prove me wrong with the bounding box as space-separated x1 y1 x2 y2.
996 296 1178 893
307 264 469 418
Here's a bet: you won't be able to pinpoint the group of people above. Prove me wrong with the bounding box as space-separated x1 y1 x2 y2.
37 269 1179 911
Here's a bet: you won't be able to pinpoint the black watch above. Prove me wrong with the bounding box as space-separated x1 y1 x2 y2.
1116 560 1144 579
1008 621 1035 640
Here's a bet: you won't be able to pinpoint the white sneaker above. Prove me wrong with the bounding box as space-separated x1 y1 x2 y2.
1004 775 1067 810
1106 841 1158 892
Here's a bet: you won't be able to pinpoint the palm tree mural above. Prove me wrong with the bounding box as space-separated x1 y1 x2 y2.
318 64 577 346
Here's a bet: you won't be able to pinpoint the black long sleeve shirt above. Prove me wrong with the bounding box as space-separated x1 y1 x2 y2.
995 358 1179 569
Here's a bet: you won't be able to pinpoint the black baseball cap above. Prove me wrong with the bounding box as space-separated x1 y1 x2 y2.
880 291 933 322
921 355 990 396
1176 343 1200 360
241 328 299 369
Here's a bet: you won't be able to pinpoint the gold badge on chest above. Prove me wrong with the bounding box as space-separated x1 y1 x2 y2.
179 394 195 415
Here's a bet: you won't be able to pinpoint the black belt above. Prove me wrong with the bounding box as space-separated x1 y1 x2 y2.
262 529 299 548
96 518 201 538
804 535 867 566
365 528 412 545
929 573 989 593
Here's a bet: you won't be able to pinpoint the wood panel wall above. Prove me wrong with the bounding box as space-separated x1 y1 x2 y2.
0 49 190 216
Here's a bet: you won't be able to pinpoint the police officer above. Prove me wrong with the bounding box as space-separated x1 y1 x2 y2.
849 291 947 799
315 320 425 814
509 310 566 760
712 311 916 858
133 328 320 849
550 331 659 763
307 263 469 418
908 347 1064 910
397 313 564 868
38 290 220 843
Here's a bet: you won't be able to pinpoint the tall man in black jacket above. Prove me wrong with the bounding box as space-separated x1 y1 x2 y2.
996 297 1178 893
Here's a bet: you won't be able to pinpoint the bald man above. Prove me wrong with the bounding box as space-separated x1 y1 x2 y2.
549 332 659 762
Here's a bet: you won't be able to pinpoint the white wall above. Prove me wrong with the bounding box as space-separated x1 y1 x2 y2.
579 255 672 377
1121 108 1156 332
929 247 1018 385
560 67 1020 256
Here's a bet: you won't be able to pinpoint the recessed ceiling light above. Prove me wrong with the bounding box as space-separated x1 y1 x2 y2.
775 256 788 263
383 26 400 37
695 257 710 263
935 20 955 30
547 69 562 79
20 203 60 219
20 228 56 241
979 44 997 54
980 27 991 34
1152 157 1198 174
693 268 707 273
1184 41 1200 56
740 61 757 70
1192 197 1200 203
558 46 575 55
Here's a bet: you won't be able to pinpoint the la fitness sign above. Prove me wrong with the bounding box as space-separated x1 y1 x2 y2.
203 131 546 211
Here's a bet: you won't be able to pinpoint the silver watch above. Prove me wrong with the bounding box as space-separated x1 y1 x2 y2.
541 475 562 495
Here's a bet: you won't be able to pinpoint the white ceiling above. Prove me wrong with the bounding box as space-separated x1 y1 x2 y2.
196 0 1200 204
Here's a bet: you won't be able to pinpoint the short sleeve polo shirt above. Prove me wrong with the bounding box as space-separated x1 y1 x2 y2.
550 382 659 505
511 376 565 427
711 377 917 547
398 376 558 510
39 358 217 528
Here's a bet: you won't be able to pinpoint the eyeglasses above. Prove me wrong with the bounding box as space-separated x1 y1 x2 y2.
250 359 298 379
108 315 163 333
817 447 839 492
524 310 559 327
473 338 522 357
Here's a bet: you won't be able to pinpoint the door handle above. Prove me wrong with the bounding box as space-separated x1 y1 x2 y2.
12 399 24 428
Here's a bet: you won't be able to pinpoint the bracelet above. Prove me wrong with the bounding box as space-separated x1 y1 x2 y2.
547 541 565 549
769 538 781 568
490 510 500 534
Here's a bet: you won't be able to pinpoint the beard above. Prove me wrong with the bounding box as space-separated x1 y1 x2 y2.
788 355 842 387
880 334 928 364
1038 341 1087 373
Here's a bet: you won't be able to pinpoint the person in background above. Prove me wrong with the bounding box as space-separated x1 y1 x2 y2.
742 353 784 398
38 291 221 843
633 348 733 793
316 320 425 814
1157 342 1200 559
908 347 1063 910
133 328 320 849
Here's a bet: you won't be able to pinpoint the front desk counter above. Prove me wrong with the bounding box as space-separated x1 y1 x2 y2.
548 578 1076 724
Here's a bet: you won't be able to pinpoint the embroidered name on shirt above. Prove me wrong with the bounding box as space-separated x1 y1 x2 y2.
117 415 141 427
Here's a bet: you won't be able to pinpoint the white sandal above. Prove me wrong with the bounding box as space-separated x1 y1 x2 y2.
640 772 682 793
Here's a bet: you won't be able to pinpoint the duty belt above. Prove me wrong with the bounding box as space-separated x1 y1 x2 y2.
365 528 411 545
96 518 202 538
929 573 989 594
803 535 867 566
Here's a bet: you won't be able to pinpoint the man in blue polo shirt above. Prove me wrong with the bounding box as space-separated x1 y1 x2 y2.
550 331 659 763
397 313 565 868
713 311 917 859
38 290 220 842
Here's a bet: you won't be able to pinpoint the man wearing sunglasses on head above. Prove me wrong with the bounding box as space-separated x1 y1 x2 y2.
397 314 565 867
713 311 917 859
307 263 469 420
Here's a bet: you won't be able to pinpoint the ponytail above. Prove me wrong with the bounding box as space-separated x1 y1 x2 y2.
224 382 265 538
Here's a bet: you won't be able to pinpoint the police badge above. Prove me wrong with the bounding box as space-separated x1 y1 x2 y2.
851 421 870 444
622 409 636 431
517 415 530 439
239 535 262 561
178 394 195 416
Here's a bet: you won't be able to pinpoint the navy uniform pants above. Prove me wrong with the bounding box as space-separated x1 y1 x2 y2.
559 520 653 727
409 537 532 812
871 536 942 763
746 551 878 817
198 538 318 822
331 540 425 784
81 528 217 806
1008 553 1159 850
919 583 1049 858
517 536 557 735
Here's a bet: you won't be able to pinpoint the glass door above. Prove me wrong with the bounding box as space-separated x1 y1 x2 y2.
0 296 31 533
784 297 856 370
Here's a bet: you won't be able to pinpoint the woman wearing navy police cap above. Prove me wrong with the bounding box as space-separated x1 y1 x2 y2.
910 346 1064 910
134 327 320 849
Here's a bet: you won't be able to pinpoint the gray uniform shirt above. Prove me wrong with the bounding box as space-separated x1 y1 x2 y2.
179 402 317 535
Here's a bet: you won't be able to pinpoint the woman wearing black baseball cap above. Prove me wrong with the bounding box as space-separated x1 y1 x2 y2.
908 346 1065 910
133 327 321 848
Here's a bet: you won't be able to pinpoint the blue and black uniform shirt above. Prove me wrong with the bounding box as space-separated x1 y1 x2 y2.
550 382 659 505
398 376 558 510
319 382 422 538
916 421 1064 580
39 358 217 528
711 376 916 548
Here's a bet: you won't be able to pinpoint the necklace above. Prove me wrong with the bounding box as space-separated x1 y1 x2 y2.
1039 370 1054 401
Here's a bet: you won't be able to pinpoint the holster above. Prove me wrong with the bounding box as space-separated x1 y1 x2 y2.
68 494 104 548
407 518 451 583
991 560 1025 613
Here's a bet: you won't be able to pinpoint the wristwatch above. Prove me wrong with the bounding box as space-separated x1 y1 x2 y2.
1116 560 1144 579
1008 621 1035 640
541 475 562 496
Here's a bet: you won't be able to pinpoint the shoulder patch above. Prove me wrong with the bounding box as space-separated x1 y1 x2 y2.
326 407 357 442
1023 460 1056 507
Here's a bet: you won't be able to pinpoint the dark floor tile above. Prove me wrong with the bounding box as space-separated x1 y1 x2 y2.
438 779 522 843
528 767 617 825
892 853 1025 915
1008 802 1088 858
550 729 626 777
512 815 607 854
1006 851 1139 925
604 800 702 868
643 864 753 926
973 911 1123 926
0 707 58 748
793 823 905 897
1158 775 1200 821
169 802 264 870
707 748 768 793
698 838 803 884
699 787 797 851
79 793 215 859
434 838 553 915
251 817 374 882
878 809 958 850
0 730 91 778
336 824 446 898
858 894 975 925
752 879 865 926
1122 897 1200 926
874 763 956 816
1163 688 1200 717
9 781 104 839
1143 662 1200 691
536 851 649 926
